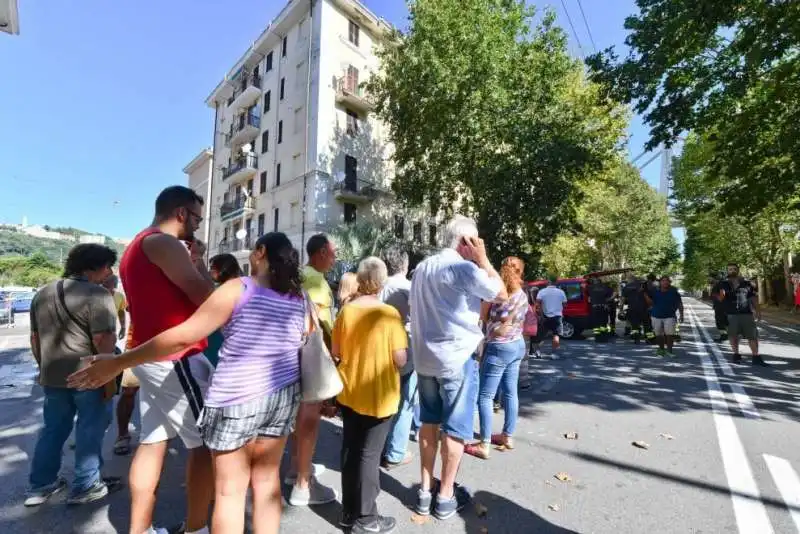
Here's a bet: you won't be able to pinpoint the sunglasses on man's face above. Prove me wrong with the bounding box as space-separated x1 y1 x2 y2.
185 208 203 223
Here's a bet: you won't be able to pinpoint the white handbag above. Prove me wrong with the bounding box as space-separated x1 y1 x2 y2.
300 292 344 402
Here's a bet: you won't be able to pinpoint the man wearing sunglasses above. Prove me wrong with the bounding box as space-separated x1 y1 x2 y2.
116 185 216 534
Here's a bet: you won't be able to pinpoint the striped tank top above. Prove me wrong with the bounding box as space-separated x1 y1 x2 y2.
205 277 304 408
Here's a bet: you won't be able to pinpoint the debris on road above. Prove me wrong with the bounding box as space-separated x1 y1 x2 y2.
659 433 674 440
410 513 431 525
564 432 579 440
632 440 650 449
479 528 489 534
475 502 488 518
554 472 572 482
548 503 561 512
545 479 555 487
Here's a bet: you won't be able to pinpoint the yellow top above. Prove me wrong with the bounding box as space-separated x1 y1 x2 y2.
333 301 408 418
302 265 333 333
113 292 127 315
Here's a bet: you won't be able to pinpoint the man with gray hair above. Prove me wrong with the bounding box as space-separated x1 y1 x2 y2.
409 215 507 519
379 244 418 470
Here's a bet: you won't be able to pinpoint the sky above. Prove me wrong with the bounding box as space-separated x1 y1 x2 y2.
0 0 667 240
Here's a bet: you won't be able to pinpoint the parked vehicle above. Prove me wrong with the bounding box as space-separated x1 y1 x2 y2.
527 268 633 339
11 291 35 313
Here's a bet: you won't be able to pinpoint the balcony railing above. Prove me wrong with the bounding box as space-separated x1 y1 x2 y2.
224 112 261 147
218 235 253 254
332 178 383 202
219 196 256 219
231 74 261 101
222 154 258 180
335 76 373 112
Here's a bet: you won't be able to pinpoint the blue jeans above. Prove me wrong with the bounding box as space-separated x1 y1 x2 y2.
478 339 525 442
418 356 479 441
29 387 112 493
383 371 418 463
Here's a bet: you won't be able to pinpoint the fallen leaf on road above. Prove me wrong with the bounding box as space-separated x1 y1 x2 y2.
475 502 489 518
548 503 561 512
567 372 577 378
632 440 650 450
564 432 579 440
410 513 431 525
554 472 572 482
479 528 489 534
659 433 674 440
545 480 555 487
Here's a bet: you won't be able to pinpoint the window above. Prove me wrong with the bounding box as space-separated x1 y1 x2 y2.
246 179 254 195
413 222 422 242
266 52 273 72
282 36 287 57
345 65 359 93
428 224 437 246
259 171 267 193
561 282 585 302
273 207 280 231
261 131 269 153
257 213 265 236
296 62 305 89
394 215 405 238
243 263 250 276
276 163 281 187
264 90 271 112
290 201 299 226
278 121 283 143
344 155 357 190
348 20 360 46
280 78 285 100
226 95 234 107
346 109 358 135
344 203 357 223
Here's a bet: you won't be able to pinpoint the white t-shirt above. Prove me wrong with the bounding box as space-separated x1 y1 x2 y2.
537 285 567 317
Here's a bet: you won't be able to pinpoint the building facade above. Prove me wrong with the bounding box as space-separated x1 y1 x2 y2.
204 0 438 265
183 148 214 245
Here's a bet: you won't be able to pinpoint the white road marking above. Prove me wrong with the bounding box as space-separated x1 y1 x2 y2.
763 455 800 533
728 383 761 420
688 308 775 534
690 307 735 376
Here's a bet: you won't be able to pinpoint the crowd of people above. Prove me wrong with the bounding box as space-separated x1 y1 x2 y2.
20 184 771 533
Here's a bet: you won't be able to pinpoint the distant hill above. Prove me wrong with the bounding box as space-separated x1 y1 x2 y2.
0 227 126 266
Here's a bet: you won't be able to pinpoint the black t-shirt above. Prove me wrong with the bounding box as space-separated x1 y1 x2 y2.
589 284 612 306
623 281 647 311
717 278 756 315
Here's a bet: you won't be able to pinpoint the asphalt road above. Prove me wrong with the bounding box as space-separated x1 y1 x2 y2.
0 297 798 534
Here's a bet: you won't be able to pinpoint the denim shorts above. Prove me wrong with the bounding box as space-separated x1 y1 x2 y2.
417 356 478 441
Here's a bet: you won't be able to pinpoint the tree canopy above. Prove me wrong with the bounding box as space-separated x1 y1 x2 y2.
0 253 61 288
540 161 679 277
369 0 626 271
671 133 799 297
586 0 800 214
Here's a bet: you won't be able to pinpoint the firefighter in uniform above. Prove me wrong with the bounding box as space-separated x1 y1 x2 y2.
622 275 648 344
589 278 613 341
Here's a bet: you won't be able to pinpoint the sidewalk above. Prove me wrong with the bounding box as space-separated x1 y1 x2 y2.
760 305 800 326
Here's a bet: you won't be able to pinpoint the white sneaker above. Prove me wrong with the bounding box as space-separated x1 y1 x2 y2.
283 463 326 485
24 478 66 507
288 477 337 506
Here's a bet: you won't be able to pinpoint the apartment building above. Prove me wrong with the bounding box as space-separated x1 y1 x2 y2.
204 0 439 266
183 148 214 245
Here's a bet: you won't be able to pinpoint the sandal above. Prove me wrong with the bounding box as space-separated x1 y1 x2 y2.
464 442 490 459
491 434 514 449
113 435 131 455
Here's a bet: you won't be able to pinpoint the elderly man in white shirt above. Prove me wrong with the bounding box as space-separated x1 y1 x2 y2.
409 215 507 520
379 244 417 470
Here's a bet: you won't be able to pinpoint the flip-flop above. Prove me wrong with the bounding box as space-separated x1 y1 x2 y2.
113 436 131 455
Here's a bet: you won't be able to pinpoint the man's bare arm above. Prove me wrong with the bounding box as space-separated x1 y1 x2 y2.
142 234 214 306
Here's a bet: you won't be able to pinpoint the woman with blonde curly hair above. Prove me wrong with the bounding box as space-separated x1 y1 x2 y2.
337 271 359 307
466 256 528 460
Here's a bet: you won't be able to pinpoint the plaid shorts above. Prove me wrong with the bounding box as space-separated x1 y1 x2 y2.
199 382 301 452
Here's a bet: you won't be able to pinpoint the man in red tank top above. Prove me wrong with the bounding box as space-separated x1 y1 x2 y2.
118 186 216 534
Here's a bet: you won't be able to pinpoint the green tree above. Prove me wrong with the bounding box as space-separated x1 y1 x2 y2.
368 0 626 272
0 254 61 287
586 0 800 214
672 134 799 298
540 162 680 277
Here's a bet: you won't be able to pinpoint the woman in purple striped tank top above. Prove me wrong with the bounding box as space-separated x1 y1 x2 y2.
69 232 307 533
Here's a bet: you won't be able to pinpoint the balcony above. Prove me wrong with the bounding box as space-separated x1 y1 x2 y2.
333 178 382 203
335 76 373 114
228 74 262 111
219 196 256 222
224 112 261 148
222 153 258 183
217 235 253 254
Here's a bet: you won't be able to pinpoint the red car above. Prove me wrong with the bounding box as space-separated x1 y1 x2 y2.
528 268 632 339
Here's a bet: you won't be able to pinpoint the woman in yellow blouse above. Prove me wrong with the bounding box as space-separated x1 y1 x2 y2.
332 256 408 534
